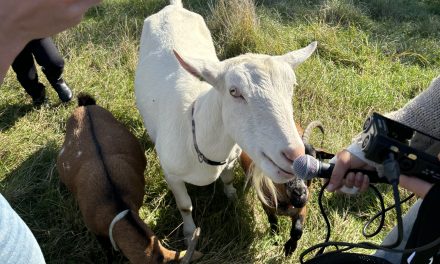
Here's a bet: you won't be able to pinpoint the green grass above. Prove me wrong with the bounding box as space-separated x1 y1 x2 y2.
1 0 439 263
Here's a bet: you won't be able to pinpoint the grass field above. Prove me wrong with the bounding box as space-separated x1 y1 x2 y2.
1 0 439 263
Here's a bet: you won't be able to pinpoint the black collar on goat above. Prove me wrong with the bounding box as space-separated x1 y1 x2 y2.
191 100 227 166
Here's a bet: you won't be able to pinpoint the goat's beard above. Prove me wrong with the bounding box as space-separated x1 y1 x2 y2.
245 164 285 209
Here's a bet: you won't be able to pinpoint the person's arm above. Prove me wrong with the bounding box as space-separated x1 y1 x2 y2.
386 76 440 139
0 0 101 83
399 175 433 198
328 75 440 194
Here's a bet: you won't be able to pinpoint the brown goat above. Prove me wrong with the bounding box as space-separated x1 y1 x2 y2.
240 121 333 256
57 94 202 263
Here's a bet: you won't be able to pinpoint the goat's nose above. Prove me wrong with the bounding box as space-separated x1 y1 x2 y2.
282 145 305 163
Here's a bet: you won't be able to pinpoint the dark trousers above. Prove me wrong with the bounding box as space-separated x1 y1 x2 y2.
11 38 64 98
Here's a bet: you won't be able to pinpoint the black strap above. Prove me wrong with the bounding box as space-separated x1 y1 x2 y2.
191 102 227 166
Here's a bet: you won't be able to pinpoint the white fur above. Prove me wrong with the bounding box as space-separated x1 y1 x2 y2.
135 1 316 240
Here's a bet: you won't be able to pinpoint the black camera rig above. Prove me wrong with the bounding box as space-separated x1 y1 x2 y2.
360 112 440 183
299 112 440 264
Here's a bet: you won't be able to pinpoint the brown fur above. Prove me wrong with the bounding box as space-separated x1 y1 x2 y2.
57 100 200 263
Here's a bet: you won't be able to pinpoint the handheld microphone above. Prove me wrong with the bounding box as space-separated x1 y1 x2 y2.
292 154 389 183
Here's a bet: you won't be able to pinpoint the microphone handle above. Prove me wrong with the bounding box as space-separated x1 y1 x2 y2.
319 162 389 184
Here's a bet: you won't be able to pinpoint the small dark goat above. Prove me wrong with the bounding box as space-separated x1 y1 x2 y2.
240 121 333 256
57 94 202 263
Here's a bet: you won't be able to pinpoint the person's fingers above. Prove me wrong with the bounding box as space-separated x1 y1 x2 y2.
359 174 370 193
344 172 355 188
339 172 369 195
328 150 352 192
354 172 364 189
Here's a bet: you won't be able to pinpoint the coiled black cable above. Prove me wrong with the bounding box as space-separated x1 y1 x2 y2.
363 191 415 238
300 180 403 264
300 149 440 263
300 154 415 263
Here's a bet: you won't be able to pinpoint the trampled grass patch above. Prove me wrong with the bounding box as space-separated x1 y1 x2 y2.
0 0 438 263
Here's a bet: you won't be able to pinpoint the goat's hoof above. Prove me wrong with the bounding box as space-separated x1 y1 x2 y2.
284 238 298 256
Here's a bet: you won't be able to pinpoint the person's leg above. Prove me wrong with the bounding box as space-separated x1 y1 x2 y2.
373 199 422 264
11 40 46 105
31 38 72 102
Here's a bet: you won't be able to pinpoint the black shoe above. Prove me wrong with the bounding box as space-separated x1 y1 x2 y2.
53 79 73 103
31 83 46 106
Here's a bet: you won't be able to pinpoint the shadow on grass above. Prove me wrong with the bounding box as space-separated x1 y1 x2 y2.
149 175 261 264
0 138 265 263
0 141 118 264
138 141 268 263
0 103 34 131
137 137 267 263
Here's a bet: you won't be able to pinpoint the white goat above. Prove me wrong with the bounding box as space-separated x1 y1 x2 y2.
135 0 317 241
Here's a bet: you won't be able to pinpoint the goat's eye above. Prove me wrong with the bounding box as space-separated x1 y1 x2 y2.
229 86 241 97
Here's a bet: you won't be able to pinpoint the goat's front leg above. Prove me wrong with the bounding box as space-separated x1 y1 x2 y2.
285 203 307 256
262 204 278 234
166 177 196 243
220 162 237 200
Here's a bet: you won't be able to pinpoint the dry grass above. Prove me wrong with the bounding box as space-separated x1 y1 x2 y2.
208 0 259 59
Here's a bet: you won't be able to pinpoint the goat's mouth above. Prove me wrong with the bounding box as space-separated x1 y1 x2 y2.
262 152 294 180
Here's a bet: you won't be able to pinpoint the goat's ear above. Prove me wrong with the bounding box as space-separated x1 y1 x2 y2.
173 50 222 86
275 41 317 69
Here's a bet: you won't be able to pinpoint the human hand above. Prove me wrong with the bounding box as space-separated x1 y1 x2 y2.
1 0 101 46
328 150 438 197
327 150 373 193
0 0 101 82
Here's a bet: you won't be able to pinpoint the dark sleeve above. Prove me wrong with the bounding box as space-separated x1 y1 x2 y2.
402 183 440 264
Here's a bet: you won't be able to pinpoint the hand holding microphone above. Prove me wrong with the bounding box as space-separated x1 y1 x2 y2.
292 151 387 193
